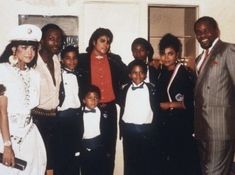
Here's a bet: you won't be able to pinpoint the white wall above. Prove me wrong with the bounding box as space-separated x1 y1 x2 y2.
0 1 235 174
1 0 235 64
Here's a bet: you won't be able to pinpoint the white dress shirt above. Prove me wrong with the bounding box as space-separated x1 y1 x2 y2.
57 69 81 111
83 107 101 139
122 83 153 124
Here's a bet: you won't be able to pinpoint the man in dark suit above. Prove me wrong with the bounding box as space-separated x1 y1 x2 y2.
194 16 235 175
77 28 129 175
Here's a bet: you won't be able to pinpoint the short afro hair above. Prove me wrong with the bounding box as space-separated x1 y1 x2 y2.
159 33 182 55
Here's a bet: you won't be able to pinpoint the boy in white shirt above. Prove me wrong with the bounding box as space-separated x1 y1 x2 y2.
54 45 82 175
79 85 106 175
119 60 160 175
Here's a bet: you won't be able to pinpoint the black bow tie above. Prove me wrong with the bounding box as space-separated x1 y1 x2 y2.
65 70 76 74
84 109 96 113
63 68 78 75
131 83 144 90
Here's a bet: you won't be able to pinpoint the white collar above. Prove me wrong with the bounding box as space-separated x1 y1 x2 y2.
204 37 219 54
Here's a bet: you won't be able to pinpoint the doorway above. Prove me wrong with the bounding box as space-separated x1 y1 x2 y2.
148 5 198 59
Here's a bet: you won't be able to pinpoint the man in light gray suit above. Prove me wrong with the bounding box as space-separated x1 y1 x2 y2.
194 16 235 175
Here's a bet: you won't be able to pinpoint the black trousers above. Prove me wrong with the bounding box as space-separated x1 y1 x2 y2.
158 117 201 175
81 146 106 175
32 113 57 170
53 108 81 175
122 123 159 175
99 102 117 175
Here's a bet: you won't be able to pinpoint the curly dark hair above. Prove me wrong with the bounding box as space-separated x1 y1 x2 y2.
0 41 39 68
128 59 147 74
41 23 65 41
159 33 182 56
131 37 154 63
61 45 79 59
86 28 113 54
82 84 101 100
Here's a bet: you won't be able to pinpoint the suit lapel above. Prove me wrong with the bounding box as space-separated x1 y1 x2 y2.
81 109 85 137
195 40 223 94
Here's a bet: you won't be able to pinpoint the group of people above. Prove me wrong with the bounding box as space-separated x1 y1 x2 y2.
0 15 234 175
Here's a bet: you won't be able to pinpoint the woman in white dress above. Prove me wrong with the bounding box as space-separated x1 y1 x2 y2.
0 24 47 175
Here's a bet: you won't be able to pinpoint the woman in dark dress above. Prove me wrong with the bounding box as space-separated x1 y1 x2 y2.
156 33 199 175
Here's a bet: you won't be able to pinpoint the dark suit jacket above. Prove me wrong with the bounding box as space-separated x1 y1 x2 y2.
194 40 235 140
148 65 161 86
74 107 106 153
119 82 159 138
77 52 129 103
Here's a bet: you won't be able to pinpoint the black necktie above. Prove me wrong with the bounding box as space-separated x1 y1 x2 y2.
131 83 144 90
84 109 96 113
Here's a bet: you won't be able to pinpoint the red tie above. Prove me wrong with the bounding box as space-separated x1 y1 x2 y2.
198 49 209 74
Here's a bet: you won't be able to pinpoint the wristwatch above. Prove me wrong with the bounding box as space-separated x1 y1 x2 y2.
3 140 12 147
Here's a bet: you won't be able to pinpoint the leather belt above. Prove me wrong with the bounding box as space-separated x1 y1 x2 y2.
31 107 57 117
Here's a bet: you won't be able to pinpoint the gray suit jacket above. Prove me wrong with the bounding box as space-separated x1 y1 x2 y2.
194 40 235 141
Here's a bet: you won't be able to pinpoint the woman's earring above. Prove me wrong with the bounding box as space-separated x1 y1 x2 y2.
9 55 18 66
9 47 18 66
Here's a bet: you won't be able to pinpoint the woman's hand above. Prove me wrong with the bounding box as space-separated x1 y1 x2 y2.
160 101 185 110
160 102 172 110
2 146 15 167
179 57 196 71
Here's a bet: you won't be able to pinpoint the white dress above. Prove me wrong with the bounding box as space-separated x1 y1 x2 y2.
0 63 47 175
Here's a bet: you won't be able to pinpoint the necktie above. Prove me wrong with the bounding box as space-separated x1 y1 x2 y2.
131 83 144 90
84 109 96 113
198 49 209 74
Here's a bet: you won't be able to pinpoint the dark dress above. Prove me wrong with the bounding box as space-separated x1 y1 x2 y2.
156 64 200 175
